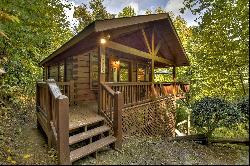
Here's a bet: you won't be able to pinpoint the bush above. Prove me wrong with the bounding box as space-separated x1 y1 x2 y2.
236 96 249 132
176 106 189 125
236 96 249 121
191 97 241 138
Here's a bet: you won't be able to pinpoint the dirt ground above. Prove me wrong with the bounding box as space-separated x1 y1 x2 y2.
75 136 249 165
3 124 248 165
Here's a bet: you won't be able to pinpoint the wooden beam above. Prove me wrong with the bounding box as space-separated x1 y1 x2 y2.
105 23 148 40
154 39 162 56
141 29 152 54
105 40 174 66
151 28 155 56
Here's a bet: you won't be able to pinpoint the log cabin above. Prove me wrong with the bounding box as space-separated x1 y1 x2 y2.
36 13 190 164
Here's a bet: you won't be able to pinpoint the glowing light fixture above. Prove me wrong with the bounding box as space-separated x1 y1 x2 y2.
112 60 120 69
100 38 106 44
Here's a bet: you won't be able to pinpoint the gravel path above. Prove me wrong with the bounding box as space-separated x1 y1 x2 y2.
74 136 249 165
2 124 248 165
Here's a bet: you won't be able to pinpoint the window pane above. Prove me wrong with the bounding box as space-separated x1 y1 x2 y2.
119 62 129 82
138 67 145 81
65 57 73 81
59 64 64 82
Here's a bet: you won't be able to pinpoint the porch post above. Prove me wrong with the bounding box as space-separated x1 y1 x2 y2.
172 66 176 95
99 44 106 83
98 43 106 114
151 60 154 83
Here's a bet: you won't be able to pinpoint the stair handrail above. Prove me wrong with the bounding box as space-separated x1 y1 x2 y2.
37 79 70 164
99 82 123 149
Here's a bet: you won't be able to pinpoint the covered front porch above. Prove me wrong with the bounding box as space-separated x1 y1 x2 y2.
36 14 191 164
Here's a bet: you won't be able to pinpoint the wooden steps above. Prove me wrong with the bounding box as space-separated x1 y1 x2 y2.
69 115 105 131
69 125 110 145
70 136 116 162
68 111 116 164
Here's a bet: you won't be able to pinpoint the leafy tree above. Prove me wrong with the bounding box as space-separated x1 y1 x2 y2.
181 0 249 100
73 4 93 33
191 97 241 138
73 0 113 33
118 6 136 18
0 0 73 102
0 10 19 39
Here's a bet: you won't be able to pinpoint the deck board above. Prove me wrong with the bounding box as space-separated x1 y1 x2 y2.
69 101 102 131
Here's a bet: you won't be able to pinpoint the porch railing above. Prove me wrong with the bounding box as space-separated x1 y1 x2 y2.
105 82 152 107
104 82 188 107
99 82 123 149
57 80 74 105
36 79 70 164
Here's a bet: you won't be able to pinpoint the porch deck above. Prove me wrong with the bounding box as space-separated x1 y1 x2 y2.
69 102 102 131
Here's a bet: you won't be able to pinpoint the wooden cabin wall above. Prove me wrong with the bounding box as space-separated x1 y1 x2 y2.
72 48 98 103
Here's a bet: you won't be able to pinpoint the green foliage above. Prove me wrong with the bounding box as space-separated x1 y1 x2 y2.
236 96 249 120
235 96 249 132
176 105 189 125
191 97 241 138
182 0 249 100
213 125 249 139
0 0 73 103
118 6 136 18
73 0 113 33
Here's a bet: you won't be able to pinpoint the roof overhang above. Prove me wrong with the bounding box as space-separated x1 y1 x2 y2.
39 13 189 67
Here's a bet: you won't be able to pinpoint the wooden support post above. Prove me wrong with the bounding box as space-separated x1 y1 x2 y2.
173 66 176 95
56 95 70 165
98 44 106 114
113 91 123 150
45 83 53 148
151 60 154 83
69 80 74 105
45 80 52 148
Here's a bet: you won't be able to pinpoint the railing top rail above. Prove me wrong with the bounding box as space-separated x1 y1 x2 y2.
101 83 115 96
105 82 152 86
154 82 188 85
37 81 46 87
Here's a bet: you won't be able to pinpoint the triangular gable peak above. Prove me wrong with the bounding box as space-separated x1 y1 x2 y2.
40 13 189 67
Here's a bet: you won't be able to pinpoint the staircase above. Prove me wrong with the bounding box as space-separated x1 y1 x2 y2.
69 114 116 163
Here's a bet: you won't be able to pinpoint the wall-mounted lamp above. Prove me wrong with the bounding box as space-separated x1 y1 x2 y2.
100 38 107 44
112 60 120 69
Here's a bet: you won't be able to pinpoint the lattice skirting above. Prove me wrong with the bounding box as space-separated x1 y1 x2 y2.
122 96 176 138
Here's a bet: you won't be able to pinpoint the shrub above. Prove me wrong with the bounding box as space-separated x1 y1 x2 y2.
236 96 249 132
236 96 249 121
191 97 241 138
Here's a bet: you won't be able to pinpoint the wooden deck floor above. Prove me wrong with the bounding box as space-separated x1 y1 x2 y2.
69 101 103 131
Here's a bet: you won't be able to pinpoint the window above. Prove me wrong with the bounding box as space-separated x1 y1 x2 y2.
59 63 64 82
137 64 146 81
48 65 58 81
119 61 129 82
90 51 99 89
65 57 73 81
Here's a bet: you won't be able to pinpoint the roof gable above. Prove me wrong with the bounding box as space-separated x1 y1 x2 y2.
40 13 189 67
